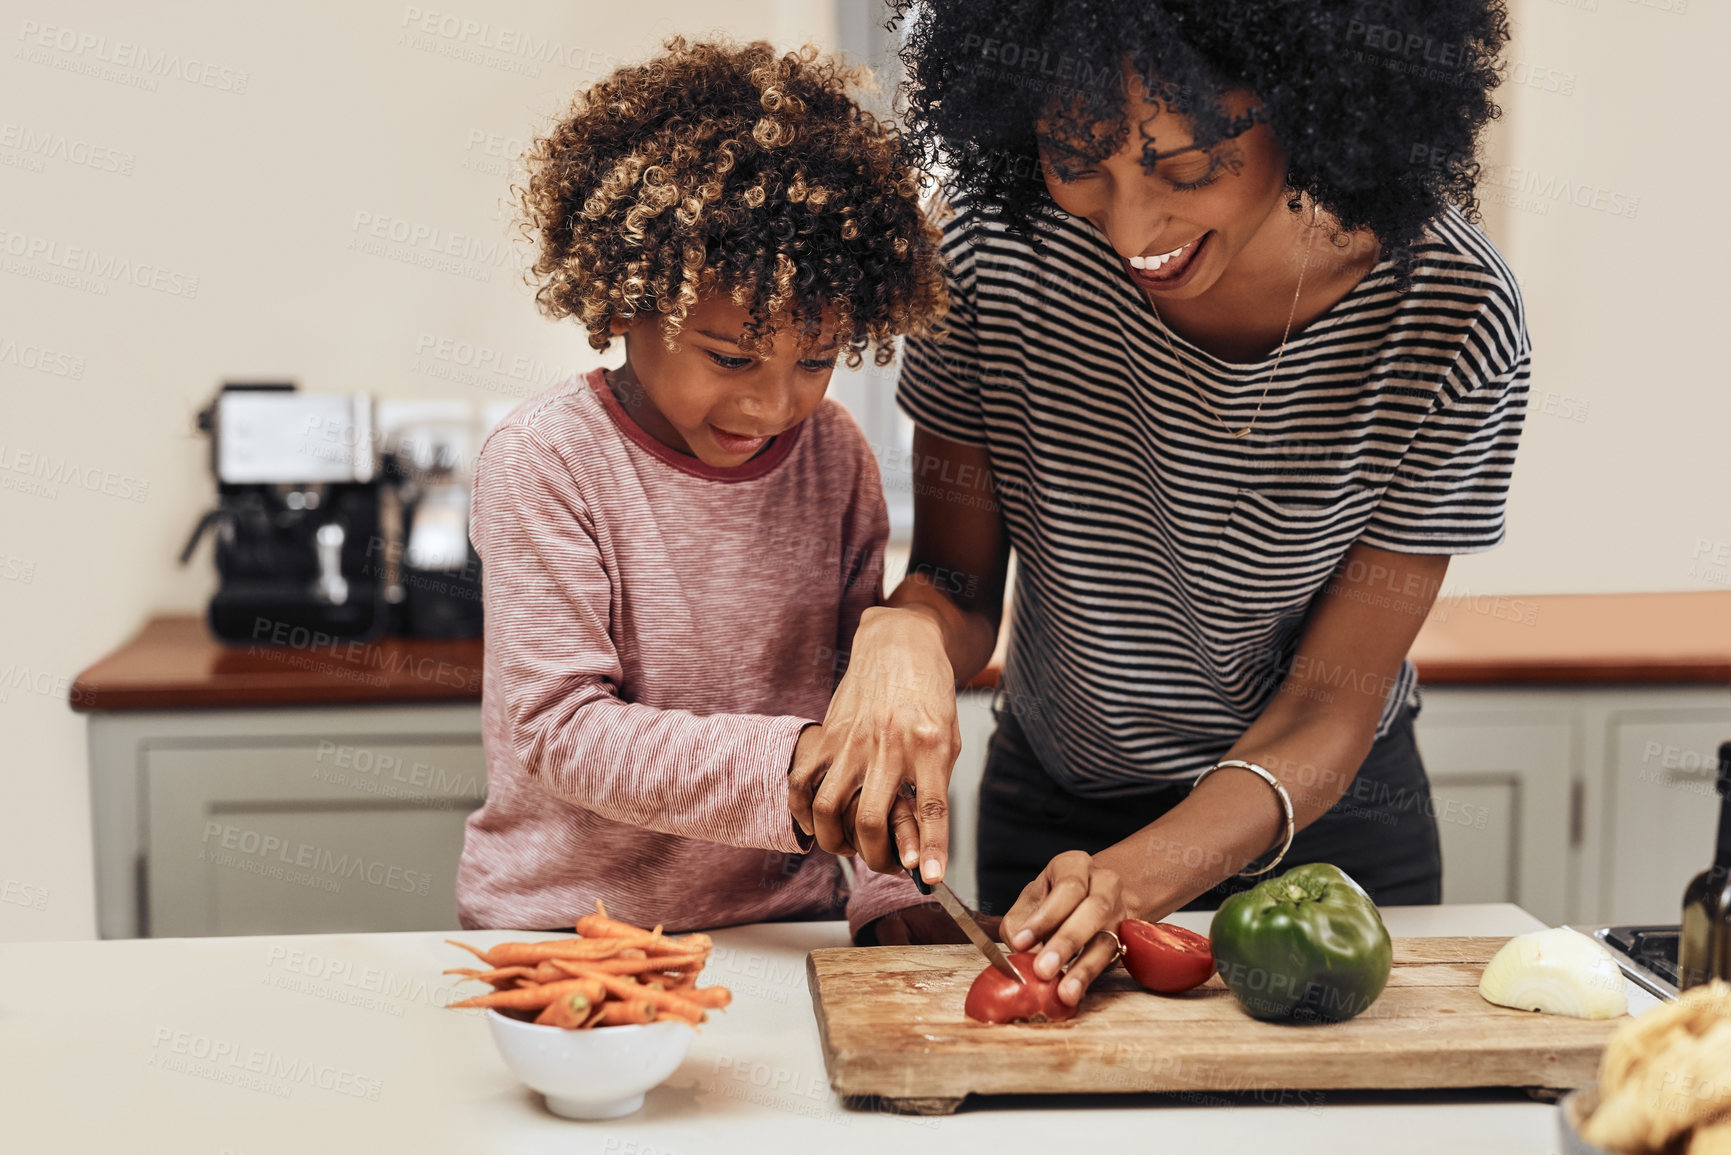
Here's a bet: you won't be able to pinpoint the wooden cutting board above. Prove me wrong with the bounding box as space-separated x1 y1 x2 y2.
807 937 1624 1114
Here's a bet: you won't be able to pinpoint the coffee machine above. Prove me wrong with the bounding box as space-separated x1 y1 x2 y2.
181 382 388 643
375 400 485 639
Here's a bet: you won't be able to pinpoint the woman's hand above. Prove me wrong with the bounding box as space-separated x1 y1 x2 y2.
999 850 1131 1007
787 604 961 879
791 426 1008 881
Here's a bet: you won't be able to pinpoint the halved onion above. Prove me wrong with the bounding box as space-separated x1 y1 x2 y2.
1478 928 1628 1020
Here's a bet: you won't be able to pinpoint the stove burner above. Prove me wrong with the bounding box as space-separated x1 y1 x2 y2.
1601 925 1680 987
1576 923 1681 1000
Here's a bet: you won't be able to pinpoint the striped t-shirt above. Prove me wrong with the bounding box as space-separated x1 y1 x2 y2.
898 200 1531 795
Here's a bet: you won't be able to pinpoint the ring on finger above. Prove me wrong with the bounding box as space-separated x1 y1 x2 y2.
1096 928 1124 964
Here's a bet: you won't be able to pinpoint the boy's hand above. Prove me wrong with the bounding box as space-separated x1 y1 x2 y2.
786 724 827 848
790 723 825 778
791 736 922 869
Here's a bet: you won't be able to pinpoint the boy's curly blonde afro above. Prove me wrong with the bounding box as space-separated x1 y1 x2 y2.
519 37 947 367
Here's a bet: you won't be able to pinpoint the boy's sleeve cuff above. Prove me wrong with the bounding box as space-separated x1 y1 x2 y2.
844 861 930 941
751 714 819 855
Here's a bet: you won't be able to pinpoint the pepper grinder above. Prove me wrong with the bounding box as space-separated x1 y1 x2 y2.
1679 741 1731 989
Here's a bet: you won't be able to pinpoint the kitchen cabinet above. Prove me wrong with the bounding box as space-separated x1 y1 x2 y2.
89 704 484 938
1409 690 1577 925
85 687 1729 937
1351 686 1731 927
1601 708 1731 925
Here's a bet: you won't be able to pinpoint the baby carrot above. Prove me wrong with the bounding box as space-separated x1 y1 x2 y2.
549 953 708 978
533 990 594 1029
641 939 713 958
446 965 537 989
679 986 732 1009
446 939 495 965
449 977 605 1011
468 938 648 967
528 960 571 983
597 999 659 1026
641 975 725 1003
571 918 715 957
552 964 709 1023
573 908 654 938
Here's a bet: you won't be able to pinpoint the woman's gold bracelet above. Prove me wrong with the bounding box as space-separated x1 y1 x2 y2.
1190 758 1296 878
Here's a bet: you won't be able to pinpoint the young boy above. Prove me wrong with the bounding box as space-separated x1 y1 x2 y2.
455 38 947 940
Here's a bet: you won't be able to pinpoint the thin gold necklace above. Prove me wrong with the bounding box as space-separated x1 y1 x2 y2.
1146 203 1320 441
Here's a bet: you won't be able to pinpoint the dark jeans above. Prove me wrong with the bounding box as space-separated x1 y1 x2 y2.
975 699 1443 916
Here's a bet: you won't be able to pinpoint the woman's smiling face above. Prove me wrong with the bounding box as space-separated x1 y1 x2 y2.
1038 78 1293 301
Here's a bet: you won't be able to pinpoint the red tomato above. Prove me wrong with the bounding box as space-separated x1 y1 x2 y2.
1118 919 1214 994
963 952 1078 1024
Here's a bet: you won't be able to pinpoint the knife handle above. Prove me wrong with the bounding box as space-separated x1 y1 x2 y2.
906 865 933 896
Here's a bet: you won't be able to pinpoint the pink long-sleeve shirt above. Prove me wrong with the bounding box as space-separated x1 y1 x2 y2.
455 368 922 937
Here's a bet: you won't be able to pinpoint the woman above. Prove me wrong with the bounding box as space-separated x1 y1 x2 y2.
788 0 1527 1006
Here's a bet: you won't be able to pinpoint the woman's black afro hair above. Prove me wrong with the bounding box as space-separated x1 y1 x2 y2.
890 0 1512 273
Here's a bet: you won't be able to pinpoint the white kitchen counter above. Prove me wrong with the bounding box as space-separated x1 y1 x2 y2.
0 904 1655 1155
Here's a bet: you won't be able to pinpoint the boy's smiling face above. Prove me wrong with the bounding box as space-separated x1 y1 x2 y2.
610 296 843 468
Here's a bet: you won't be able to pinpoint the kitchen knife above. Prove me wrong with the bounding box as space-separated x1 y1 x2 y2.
907 867 1025 983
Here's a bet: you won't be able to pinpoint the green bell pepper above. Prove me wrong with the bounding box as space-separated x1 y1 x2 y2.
1209 863 1393 1023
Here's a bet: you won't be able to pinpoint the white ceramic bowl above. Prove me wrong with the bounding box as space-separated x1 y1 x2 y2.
485 1010 696 1119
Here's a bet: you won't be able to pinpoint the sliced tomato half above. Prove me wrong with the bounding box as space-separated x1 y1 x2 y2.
1118 918 1214 994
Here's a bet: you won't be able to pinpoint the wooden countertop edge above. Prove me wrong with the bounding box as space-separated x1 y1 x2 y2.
78 660 1730 712
69 685 483 713
1411 658 1731 686
70 590 1731 712
69 616 485 713
963 660 1731 692
72 657 1731 713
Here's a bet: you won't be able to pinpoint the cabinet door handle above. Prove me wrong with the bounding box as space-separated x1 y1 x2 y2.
1569 779 1585 849
135 852 150 939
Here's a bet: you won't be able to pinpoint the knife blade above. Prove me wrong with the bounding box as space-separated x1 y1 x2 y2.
907 867 1025 983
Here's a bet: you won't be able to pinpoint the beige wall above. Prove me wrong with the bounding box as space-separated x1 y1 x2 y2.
1455 0 1728 596
0 0 838 942
2 0 1724 942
